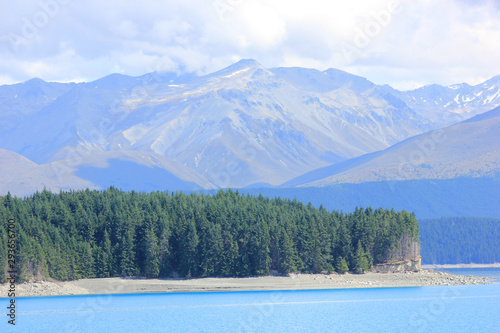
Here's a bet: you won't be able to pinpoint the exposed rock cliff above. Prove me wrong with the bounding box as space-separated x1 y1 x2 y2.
371 257 421 273
372 231 421 272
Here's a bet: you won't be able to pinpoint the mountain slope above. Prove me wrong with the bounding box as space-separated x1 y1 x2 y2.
0 149 40 190
0 78 76 134
0 149 214 197
283 106 500 187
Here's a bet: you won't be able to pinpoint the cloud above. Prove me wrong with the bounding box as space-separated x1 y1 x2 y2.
354 0 500 88
0 0 499 89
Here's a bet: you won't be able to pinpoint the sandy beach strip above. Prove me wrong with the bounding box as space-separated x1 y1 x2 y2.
1 270 496 297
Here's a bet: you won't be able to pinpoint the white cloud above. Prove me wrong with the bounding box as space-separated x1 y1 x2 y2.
235 2 287 49
109 20 140 39
0 0 499 89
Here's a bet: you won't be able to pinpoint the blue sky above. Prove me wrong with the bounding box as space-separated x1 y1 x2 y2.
1 0 499 90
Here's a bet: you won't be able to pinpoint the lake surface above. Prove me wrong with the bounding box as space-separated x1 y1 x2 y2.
440 267 500 279
2 268 499 332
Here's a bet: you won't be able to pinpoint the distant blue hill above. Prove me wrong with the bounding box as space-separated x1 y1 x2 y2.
224 177 500 219
76 159 201 192
419 217 500 264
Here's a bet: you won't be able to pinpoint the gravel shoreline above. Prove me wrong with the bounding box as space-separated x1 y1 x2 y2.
1 270 496 297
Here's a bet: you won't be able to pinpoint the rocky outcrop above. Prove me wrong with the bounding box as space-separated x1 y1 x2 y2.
371 256 421 273
372 229 421 272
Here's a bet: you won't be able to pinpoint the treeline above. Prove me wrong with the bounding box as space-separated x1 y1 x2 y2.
419 217 500 264
0 188 418 282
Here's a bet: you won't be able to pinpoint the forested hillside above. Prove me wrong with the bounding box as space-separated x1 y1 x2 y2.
0 188 419 282
240 177 500 219
419 217 500 264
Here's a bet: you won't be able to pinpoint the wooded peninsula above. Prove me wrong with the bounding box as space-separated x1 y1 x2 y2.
0 188 419 282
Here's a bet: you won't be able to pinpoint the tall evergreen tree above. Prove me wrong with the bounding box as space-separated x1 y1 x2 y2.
119 227 136 276
336 256 349 274
353 241 370 274
178 219 199 278
144 226 160 278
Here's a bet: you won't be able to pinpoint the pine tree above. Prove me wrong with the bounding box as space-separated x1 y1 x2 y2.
353 241 370 274
221 232 239 276
145 226 160 278
119 227 136 276
199 222 223 277
158 226 171 277
279 230 298 274
81 243 95 279
336 256 349 274
178 219 199 278
101 229 112 277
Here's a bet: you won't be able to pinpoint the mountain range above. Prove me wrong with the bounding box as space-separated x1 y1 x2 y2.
383 76 500 125
0 59 499 196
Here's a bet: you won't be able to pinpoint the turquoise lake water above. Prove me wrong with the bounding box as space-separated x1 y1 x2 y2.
2 268 499 332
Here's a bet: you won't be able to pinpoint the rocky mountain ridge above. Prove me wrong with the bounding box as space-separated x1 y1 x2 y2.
1 59 499 195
